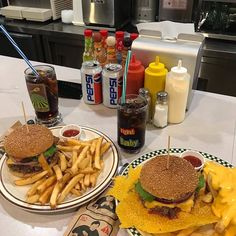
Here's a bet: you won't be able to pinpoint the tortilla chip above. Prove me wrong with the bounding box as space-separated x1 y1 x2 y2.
108 166 142 201
110 165 218 234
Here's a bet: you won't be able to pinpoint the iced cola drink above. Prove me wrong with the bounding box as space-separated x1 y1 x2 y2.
117 94 147 153
25 65 62 126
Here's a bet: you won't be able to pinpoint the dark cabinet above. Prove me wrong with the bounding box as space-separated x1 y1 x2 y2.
0 31 44 62
42 35 84 69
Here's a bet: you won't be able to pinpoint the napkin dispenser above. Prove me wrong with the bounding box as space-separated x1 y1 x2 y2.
131 30 204 109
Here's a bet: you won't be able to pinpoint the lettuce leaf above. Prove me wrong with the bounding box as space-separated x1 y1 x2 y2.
135 180 155 202
43 145 57 158
196 175 205 193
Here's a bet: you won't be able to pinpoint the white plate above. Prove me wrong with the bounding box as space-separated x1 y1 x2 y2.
0 126 119 214
119 148 232 236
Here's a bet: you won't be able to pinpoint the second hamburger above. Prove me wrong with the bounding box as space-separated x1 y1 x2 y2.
135 155 203 219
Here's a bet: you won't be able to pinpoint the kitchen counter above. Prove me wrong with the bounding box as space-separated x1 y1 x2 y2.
0 16 138 37
1 55 236 236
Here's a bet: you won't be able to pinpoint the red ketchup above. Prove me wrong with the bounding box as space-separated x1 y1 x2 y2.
63 129 80 137
183 156 202 168
126 54 145 95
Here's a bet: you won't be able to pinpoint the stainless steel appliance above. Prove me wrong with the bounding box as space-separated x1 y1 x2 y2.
0 0 72 21
158 0 195 22
132 0 157 23
82 0 131 28
131 30 204 109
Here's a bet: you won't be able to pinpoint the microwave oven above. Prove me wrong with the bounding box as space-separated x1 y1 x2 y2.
0 0 72 21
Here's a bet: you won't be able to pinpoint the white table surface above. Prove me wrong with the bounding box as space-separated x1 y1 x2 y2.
1 55 236 236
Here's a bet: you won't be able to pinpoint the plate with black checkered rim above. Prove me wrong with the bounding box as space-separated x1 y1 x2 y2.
120 148 233 236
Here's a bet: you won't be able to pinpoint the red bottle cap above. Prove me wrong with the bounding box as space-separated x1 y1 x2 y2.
130 33 139 41
93 32 102 42
84 29 93 37
115 31 124 39
100 30 108 37
129 54 142 70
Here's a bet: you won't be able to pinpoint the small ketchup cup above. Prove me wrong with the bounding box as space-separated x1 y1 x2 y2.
60 124 81 140
180 150 205 171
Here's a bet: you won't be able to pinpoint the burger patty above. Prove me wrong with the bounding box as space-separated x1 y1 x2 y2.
154 192 194 204
9 163 43 174
8 153 58 174
148 206 181 219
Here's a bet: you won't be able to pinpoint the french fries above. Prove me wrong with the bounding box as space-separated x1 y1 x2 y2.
53 165 63 182
71 188 82 197
13 134 112 209
94 137 103 169
37 175 56 194
50 173 71 209
14 171 48 186
27 178 46 196
70 146 90 175
38 154 53 176
26 194 40 204
57 174 84 203
58 152 67 171
39 184 55 205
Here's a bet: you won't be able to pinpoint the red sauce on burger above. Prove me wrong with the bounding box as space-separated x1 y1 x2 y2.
183 155 202 168
63 129 80 137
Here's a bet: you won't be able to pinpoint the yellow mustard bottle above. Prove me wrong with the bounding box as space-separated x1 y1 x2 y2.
144 56 168 117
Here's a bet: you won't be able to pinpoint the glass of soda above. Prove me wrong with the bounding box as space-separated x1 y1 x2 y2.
117 94 147 153
24 65 62 127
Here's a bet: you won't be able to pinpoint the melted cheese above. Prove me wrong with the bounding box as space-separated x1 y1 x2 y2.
204 161 236 230
144 195 194 213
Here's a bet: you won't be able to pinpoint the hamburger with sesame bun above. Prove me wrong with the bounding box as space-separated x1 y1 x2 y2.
135 156 204 219
4 124 58 177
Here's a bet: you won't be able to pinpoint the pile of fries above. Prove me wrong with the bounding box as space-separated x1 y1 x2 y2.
14 136 111 209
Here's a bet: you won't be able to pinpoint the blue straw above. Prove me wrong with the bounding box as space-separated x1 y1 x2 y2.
0 25 39 76
121 50 132 104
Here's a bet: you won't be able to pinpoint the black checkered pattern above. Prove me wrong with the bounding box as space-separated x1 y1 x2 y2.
199 151 233 168
128 228 142 236
121 148 232 235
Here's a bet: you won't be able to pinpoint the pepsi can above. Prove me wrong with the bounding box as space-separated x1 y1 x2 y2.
81 61 102 104
102 64 123 108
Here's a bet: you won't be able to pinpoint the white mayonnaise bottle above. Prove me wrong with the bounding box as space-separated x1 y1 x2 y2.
165 60 190 124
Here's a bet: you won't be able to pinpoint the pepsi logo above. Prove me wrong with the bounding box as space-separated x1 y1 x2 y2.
94 73 102 83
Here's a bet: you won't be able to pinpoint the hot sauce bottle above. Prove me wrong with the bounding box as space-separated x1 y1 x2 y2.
106 36 116 64
100 30 108 49
93 32 106 66
99 30 108 66
115 31 124 65
83 29 93 62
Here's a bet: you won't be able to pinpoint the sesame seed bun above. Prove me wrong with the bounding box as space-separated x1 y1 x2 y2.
140 156 199 202
4 124 54 159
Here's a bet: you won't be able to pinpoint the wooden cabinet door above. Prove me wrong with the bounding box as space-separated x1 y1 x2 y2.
42 35 84 69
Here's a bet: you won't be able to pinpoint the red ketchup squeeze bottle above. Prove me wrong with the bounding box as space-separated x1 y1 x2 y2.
126 54 145 95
